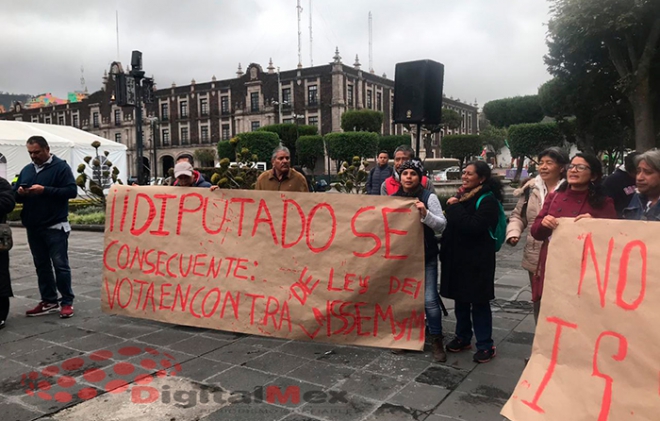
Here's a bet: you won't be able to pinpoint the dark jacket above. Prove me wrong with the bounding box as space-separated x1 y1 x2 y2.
0 177 16 298
440 185 500 303
366 165 393 195
602 168 636 217
381 175 434 196
14 155 77 230
173 170 212 188
530 189 616 302
622 192 660 221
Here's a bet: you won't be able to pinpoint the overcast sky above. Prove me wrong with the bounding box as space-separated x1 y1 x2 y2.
0 0 552 107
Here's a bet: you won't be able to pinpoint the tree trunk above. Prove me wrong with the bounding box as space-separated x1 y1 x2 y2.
630 77 656 152
514 156 525 183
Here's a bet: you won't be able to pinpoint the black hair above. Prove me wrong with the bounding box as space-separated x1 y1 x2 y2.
624 152 640 174
558 153 608 209
377 150 389 157
26 135 49 149
538 146 570 166
177 153 194 165
393 145 414 158
465 160 504 202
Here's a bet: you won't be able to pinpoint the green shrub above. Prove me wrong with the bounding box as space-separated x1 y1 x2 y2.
325 132 379 164
379 135 410 158
217 140 235 161
441 135 482 165
69 212 105 225
341 110 384 133
296 135 325 172
235 132 281 163
259 124 318 165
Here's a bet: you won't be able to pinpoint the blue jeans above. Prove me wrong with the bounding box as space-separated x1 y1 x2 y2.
455 301 493 351
27 228 74 306
425 259 442 336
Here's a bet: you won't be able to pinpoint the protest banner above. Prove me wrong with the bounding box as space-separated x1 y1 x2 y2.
502 219 656 421
101 185 426 350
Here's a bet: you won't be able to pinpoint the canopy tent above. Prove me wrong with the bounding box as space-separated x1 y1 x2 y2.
0 121 128 189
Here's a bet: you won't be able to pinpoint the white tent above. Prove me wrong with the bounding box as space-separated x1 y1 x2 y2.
0 121 128 189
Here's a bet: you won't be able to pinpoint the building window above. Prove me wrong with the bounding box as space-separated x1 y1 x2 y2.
282 118 293 124
200 97 209 116
282 88 291 105
347 85 354 106
307 85 318 106
251 121 261 131
72 114 79 127
114 110 121 125
58 116 64 125
376 92 382 111
181 127 189 144
308 116 319 127
92 113 98 128
162 129 170 146
180 100 188 118
201 126 209 143
115 133 122 143
250 92 260 112
161 103 169 121
221 124 230 140
366 90 373 109
31 115 38 123
221 96 229 114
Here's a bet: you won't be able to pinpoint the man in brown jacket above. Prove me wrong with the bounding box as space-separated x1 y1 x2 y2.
255 146 309 192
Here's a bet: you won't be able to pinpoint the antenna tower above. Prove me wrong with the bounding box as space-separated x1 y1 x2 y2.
80 65 87 92
296 0 303 68
368 11 374 73
116 11 120 61
309 0 313 67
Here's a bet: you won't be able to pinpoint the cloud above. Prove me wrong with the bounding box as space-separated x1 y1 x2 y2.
0 0 553 106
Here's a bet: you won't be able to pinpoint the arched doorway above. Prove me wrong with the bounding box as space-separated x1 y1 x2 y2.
0 154 7 181
162 156 174 178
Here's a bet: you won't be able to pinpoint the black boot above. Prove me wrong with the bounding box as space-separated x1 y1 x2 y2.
429 334 447 362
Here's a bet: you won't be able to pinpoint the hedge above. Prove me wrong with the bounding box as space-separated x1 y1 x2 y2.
325 132 379 164
235 131 281 163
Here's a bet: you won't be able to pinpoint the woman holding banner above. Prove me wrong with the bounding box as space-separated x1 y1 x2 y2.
531 154 616 313
391 159 448 362
0 176 15 330
505 147 569 322
440 161 503 364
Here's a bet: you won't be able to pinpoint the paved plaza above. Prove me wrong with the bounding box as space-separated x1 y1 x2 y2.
0 228 534 421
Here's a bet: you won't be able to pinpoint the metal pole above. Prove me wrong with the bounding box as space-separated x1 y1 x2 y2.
151 118 158 179
135 86 145 185
277 67 282 123
415 123 421 157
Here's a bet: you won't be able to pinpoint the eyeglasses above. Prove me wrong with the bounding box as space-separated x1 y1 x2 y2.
567 164 591 172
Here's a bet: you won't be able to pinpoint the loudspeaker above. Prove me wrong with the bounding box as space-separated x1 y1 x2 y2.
393 60 444 125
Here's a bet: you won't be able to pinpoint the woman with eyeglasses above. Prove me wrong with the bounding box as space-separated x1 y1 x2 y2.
530 154 616 310
440 161 503 364
505 147 569 323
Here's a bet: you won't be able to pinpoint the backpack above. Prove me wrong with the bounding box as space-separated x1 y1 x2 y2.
476 192 507 252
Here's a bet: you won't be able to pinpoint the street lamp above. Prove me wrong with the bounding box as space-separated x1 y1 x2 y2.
271 67 290 123
146 116 159 179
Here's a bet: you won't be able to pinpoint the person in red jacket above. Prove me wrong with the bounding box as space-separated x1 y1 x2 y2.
380 145 434 195
531 153 616 309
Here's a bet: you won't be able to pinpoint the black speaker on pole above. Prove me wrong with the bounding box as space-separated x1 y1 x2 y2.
393 60 444 125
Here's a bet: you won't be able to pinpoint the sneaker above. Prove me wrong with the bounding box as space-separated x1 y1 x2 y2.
59 305 74 319
26 302 59 317
446 337 472 353
473 347 497 363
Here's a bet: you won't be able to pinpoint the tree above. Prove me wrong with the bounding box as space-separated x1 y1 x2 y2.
296 135 324 172
441 108 463 131
478 126 507 152
379 135 409 158
193 148 216 167
482 96 544 128
75 141 122 206
441 135 482 166
235 131 280 164
508 123 564 181
217 140 235 161
546 0 660 151
325 132 379 168
340 110 384 133
259 123 318 165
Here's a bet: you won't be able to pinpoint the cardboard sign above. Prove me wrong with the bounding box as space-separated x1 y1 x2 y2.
101 186 426 350
502 219 656 421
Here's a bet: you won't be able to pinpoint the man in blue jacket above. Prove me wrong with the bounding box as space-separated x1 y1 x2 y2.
15 136 77 318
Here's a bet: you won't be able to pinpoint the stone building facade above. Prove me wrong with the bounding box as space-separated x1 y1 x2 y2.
0 49 479 178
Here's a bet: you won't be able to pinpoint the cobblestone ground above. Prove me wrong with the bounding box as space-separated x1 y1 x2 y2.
0 228 534 421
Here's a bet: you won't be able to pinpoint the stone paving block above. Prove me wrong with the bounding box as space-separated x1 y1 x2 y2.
387 381 450 412
502 331 534 346
62 333 126 353
432 392 508 421
494 272 530 288
35 327 95 345
13 344 85 369
200 330 247 341
364 353 431 382
134 329 196 347
203 402 291 421
340 370 407 401
19 381 104 415
0 359 37 397
472 354 526 381
203 342 267 365
205 366 277 394
0 330 26 345
262 377 323 409
167 336 230 356
513 315 536 334
93 321 163 339
491 316 522 331
178 357 232 383
280 414 324 421
297 391 377 421
278 341 336 360
238 335 289 349
455 371 518 400
416 366 470 391
490 342 531 362
286 360 354 388
363 402 431 421
0 401 44 421
244 351 305 376
315 346 381 369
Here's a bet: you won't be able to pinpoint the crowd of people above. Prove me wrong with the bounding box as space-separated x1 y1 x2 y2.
2 136 660 369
